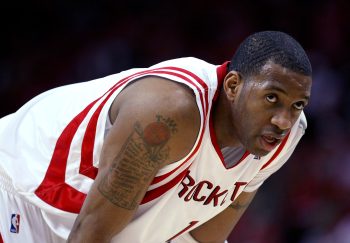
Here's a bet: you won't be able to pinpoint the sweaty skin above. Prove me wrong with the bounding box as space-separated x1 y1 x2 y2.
212 61 311 156
188 62 311 242
68 61 312 243
97 118 174 210
68 77 200 242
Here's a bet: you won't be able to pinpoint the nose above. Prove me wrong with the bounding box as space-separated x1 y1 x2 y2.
271 111 292 131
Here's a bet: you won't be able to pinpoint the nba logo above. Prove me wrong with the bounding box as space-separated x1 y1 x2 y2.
10 214 20 233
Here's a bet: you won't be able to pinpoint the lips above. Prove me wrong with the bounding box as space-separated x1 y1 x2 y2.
259 135 282 152
263 135 279 143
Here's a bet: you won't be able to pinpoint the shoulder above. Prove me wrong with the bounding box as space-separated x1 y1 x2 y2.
149 57 217 82
150 57 213 69
112 76 199 121
109 76 201 163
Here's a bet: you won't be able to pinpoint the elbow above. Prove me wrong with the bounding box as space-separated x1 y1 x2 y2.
67 220 83 243
67 216 112 243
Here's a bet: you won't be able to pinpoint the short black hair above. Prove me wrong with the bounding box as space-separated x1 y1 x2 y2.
229 31 312 77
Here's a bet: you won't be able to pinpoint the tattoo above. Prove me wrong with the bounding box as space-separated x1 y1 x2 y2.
98 116 177 210
228 201 249 211
156 114 178 133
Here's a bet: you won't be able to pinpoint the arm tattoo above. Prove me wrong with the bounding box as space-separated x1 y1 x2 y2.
98 116 177 210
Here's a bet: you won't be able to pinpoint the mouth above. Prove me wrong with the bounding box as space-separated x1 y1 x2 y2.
259 135 282 152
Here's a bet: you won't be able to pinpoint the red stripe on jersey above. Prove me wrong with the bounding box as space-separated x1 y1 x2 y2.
80 68 209 179
142 66 213 200
80 87 117 178
151 70 208 117
167 221 199 242
35 67 208 213
162 67 209 117
141 166 191 204
214 62 229 102
148 63 228 183
209 62 249 169
151 165 181 185
35 100 99 189
260 133 290 170
149 109 206 185
0 232 3 243
146 70 209 185
209 114 249 169
35 70 149 198
37 183 87 213
210 61 250 169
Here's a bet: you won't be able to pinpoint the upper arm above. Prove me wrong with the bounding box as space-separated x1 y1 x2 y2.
97 77 200 208
68 77 200 242
190 190 257 243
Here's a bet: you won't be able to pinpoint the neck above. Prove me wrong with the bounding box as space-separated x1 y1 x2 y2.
212 88 241 149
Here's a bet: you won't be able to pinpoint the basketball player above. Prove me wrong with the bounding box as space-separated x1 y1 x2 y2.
0 31 312 243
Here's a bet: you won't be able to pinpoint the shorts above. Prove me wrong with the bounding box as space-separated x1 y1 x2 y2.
0 167 65 243
0 167 228 243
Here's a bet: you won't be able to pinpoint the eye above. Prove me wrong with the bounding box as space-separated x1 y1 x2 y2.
266 94 277 103
293 101 305 110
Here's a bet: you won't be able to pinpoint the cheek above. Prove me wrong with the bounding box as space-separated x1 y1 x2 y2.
235 105 255 137
240 103 267 134
234 91 264 136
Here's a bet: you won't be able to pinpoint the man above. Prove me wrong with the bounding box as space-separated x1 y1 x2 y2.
0 31 312 243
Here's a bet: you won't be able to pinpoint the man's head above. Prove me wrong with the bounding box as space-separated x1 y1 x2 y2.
229 31 312 76
223 31 312 156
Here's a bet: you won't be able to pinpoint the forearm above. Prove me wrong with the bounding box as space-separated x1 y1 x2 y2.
67 86 200 242
69 208 131 242
67 215 112 243
190 191 257 242
67 198 135 243
67 178 137 243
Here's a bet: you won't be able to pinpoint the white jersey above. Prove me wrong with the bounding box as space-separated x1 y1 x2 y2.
0 57 306 242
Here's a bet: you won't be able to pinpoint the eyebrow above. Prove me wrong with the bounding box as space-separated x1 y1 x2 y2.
264 84 310 101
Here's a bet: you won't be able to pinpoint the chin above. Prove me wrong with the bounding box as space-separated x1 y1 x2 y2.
247 145 270 157
246 137 275 157
257 151 270 157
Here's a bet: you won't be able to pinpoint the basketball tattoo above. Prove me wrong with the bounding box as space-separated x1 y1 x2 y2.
98 115 177 209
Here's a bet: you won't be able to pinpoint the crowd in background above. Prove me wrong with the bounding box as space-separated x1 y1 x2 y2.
0 0 349 242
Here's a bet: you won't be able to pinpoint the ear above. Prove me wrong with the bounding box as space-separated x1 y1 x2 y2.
223 71 242 101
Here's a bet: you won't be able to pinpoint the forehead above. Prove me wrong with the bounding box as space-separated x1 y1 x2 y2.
249 62 312 96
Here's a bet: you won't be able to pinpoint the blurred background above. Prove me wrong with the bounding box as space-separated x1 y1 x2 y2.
0 0 349 242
